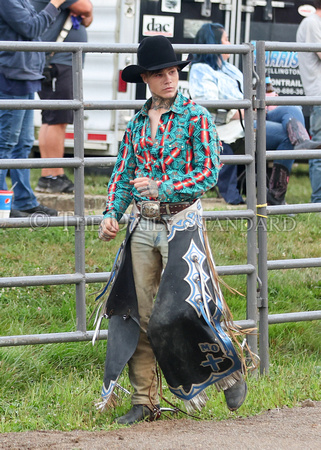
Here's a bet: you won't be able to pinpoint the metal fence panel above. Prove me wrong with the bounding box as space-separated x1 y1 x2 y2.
0 41 320 378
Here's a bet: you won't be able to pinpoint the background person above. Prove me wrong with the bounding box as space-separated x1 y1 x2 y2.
31 0 93 194
97 35 247 426
297 0 321 203
0 0 68 218
189 23 321 206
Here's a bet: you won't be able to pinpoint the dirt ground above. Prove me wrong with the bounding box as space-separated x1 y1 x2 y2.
1 401 320 450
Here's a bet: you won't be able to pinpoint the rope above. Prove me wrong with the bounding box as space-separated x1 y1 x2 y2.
256 203 268 218
156 365 201 420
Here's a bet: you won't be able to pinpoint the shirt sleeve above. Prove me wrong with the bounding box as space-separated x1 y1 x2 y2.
157 110 222 202
305 16 321 59
305 17 321 44
103 128 136 222
1 0 59 40
189 64 219 101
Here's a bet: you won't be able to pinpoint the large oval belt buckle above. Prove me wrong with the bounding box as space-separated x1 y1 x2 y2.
141 201 161 219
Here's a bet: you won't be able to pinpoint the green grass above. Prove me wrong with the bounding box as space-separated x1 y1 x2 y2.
0 163 320 431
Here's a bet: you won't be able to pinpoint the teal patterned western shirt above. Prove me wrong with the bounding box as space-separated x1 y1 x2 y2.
103 92 222 221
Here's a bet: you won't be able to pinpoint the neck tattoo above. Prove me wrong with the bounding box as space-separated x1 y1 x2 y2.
151 95 175 111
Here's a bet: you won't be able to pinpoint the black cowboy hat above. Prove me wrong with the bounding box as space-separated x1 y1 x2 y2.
122 35 191 83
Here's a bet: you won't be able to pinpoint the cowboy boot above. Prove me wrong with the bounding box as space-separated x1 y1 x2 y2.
115 404 161 426
286 117 321 150
267 163 290 205
224 378 248 411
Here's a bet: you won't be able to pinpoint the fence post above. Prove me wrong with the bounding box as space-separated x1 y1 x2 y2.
255 41 269 374
73 49 87 332
242 45 258 357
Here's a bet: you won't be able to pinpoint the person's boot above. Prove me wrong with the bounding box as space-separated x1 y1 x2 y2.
286 117 321 150
224 378 248 411
115 404 161 426
267 163 290 205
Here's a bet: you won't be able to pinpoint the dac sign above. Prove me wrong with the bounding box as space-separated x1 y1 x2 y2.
142 15 174 38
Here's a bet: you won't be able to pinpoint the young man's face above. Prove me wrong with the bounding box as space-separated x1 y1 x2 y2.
141 66 179 99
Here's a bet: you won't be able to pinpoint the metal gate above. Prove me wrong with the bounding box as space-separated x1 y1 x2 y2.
0 40 321 375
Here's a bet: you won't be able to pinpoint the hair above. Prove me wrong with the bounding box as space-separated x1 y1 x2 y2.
144 66 179 77
314 0 321 9
191 23 225 70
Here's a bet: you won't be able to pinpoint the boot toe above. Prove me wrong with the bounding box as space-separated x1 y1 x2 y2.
224 379 247 411
115 404 161 425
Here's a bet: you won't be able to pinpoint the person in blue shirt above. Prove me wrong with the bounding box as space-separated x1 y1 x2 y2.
0 0 68 217
31 0 93 194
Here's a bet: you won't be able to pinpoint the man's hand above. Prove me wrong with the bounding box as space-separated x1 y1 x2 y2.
78 13 93 27
69 0 93 28
50 0 68 8
130 177 159 198
98 217 119 241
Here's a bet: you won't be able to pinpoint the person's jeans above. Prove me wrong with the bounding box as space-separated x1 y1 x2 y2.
217 142 244 204
265 105 305 172
0 91 38 210
129 218 168 406
309 105 321 203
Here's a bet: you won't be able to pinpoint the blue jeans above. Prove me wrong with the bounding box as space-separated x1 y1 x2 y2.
217 142 244 204
265 106 305 172
0 92 38 210
309 105 321 203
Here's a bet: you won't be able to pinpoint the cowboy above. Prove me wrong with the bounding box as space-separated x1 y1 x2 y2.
97 35 247 425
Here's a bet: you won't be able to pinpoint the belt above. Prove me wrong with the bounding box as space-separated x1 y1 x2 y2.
136 201 193 220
